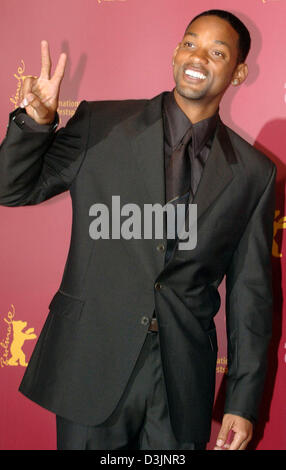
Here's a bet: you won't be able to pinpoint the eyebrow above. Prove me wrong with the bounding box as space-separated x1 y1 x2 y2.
184 32 231 50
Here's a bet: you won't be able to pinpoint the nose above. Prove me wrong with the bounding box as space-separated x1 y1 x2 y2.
189 47 208 65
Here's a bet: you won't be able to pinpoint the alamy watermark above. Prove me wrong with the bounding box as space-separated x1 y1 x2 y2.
89 196 197 250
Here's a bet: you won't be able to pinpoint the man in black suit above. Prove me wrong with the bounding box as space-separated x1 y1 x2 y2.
0 10 276 450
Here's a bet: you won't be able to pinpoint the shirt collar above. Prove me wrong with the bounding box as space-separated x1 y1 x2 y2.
163 89 219 156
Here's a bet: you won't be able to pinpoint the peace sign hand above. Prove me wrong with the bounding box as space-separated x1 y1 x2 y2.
20 40 67 125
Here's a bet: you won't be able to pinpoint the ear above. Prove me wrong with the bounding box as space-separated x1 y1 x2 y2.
172 43 181 66
231 63 248 86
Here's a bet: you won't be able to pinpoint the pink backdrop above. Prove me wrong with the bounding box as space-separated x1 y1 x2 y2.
0 0 285 450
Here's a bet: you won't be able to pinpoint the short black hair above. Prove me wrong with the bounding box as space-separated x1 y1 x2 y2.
186 9 251 64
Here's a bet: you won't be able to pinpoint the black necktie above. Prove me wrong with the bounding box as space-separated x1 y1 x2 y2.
164 127 193 265
190 150 205 198
165 127 193 204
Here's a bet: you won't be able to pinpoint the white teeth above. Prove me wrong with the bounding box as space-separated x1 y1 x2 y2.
185 69 206 80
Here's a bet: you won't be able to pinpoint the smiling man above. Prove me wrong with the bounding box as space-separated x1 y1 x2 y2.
0 10 276 450
173 13 249 120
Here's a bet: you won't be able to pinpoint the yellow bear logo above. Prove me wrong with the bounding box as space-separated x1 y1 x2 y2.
7 320 37 367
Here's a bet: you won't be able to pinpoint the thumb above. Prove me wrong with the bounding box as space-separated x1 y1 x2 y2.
20 76 37 104
215 419 232 449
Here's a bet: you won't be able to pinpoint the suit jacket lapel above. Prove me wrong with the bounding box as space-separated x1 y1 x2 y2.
191 119 236 221
172 119 237 258
128 93 167 277
130 93 166 208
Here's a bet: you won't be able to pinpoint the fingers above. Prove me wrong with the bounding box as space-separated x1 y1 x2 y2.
19 76 55 123
214 426 232 450
214 430 248 451
19 76 37 107
40 40 67 83
228 431 250 450
51 51 67 86
20 92 51 119
214 414 253 451
18 41 65 123
40 40 52 79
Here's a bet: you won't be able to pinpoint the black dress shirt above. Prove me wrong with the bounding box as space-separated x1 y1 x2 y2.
162 90 218 265
163 89 219 202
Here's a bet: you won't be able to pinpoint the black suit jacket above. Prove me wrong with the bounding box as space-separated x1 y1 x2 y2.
0 92 276 443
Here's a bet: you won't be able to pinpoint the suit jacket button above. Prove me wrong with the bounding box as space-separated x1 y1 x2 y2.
141 316 150 326
154 282 163 291
156 243 165 252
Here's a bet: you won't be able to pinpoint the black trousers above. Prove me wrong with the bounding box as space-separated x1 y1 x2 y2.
56 331 206 450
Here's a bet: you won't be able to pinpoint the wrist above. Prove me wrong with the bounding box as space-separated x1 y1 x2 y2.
11 108 59 132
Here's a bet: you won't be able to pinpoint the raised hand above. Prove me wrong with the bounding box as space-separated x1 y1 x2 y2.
20 40 67 125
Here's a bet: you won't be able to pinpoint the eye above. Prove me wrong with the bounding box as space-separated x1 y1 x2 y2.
183 41 196 48
212 50 225 59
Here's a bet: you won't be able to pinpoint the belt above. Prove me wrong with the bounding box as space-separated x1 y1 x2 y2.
148 317 159 332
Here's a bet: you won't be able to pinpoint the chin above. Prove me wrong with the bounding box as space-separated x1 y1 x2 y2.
175 84 208 101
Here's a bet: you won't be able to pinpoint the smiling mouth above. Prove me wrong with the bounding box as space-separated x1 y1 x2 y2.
184 69 207 81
